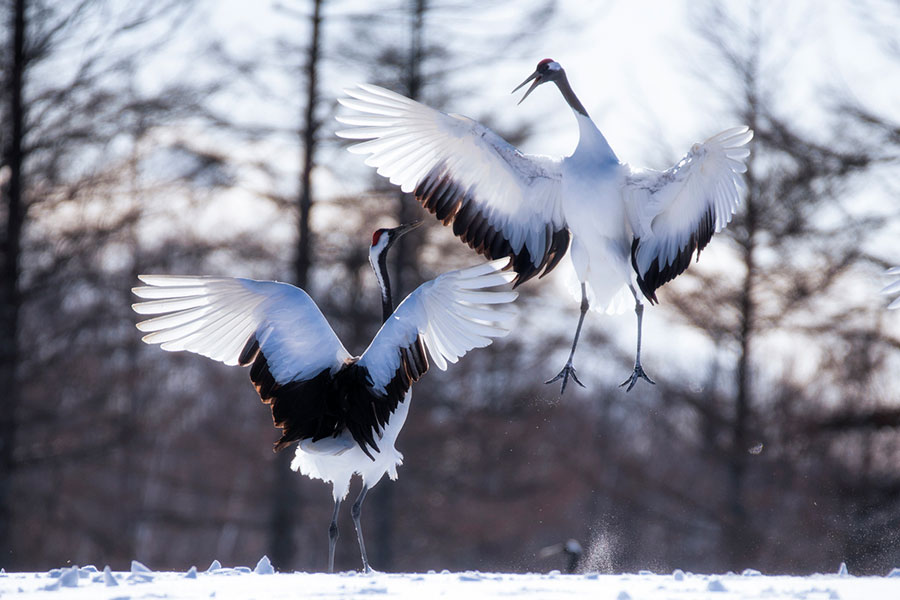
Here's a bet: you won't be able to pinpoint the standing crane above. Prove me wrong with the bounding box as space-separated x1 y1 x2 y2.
131 223 517 573
884 267 900 309
336 59 752 394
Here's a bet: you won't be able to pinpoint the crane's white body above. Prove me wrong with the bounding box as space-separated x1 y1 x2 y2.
294 390 410 502
561 113 632 312
337 83 750 311
336 65 752 391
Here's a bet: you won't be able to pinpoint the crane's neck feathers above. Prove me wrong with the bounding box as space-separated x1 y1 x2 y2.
553 71 619 164
369 235 394 321
553 71 589 118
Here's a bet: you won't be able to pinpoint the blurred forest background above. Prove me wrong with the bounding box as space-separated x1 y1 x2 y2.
2 0 900 575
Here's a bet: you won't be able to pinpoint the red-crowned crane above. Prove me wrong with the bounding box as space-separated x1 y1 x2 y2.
884 267 900 309
336 59 753 394
131 223 517 573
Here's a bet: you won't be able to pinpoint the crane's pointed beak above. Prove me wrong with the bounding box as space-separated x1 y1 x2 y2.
512 71 541 105
395 220 422 238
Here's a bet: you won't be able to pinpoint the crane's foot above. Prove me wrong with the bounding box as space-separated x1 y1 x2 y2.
545 362 585 395
619 364 655 392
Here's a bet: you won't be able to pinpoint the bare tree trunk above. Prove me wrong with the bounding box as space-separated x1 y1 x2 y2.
727 203 754 567
726 73 761 566
723 35 765 565
0 0 26 571
268 0 324 572
369 0 427 572
295 0 322 291
391 0 424 293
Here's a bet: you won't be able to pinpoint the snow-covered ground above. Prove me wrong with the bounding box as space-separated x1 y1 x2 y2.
3 558 900 599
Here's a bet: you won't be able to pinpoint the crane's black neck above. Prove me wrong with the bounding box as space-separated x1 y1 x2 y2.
554 71 589 118
376 251 393 323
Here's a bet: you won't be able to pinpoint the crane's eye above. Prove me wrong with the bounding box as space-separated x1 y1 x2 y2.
372 230 384 246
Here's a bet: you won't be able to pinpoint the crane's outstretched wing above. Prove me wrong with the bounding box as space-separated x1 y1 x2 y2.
624 126 753 302
132 276 354 450
357 257 517 421
132 276 351 374
883 267 900 309
337 84 569 286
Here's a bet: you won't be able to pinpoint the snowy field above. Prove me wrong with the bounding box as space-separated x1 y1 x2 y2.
3 559 900 599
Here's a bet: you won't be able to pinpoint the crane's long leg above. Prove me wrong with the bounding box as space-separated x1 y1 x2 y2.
328 498 341 573
620 286 655 392
350 485 371 573
546 283 589 395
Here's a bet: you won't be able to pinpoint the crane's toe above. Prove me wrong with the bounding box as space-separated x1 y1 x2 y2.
619 364 655 392
545 362 586 395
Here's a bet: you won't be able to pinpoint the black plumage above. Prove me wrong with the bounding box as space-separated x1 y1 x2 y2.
632 206 715 303
239 333 429 461
415 163 569 288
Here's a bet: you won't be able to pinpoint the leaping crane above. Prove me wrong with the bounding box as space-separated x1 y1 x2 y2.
337 59 752 394
132 223 518 572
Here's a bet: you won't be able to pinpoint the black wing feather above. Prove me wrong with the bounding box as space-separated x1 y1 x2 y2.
240 333 429 461
415 162 569 287
631 206 715 303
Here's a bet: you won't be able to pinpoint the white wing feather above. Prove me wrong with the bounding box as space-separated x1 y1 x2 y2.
132 276 351 383
625 126 753 275
359 258 518 391
883 267 900 310
337 84 566 269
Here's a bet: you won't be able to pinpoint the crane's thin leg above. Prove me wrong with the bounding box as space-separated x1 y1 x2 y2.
328 498 341 573
546 283 589 395
350 485 371 573
620 287 655 392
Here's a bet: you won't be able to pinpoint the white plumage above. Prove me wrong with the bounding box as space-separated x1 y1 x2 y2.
337 58 752 393
132 224 517 572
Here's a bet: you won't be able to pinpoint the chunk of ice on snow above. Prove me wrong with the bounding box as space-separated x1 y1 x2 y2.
59 566 79 588
185 566 198 579
131 560 152 573
672 569 685 581
254 556 274 575
837 562 849 576
887 568 900 578
742 569 762 576
206 560 223 572
129 560 154 583
707 579 727 592
103 566 118 587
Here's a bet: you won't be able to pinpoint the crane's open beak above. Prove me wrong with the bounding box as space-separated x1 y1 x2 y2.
395 220 422 238
512 71 542 105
